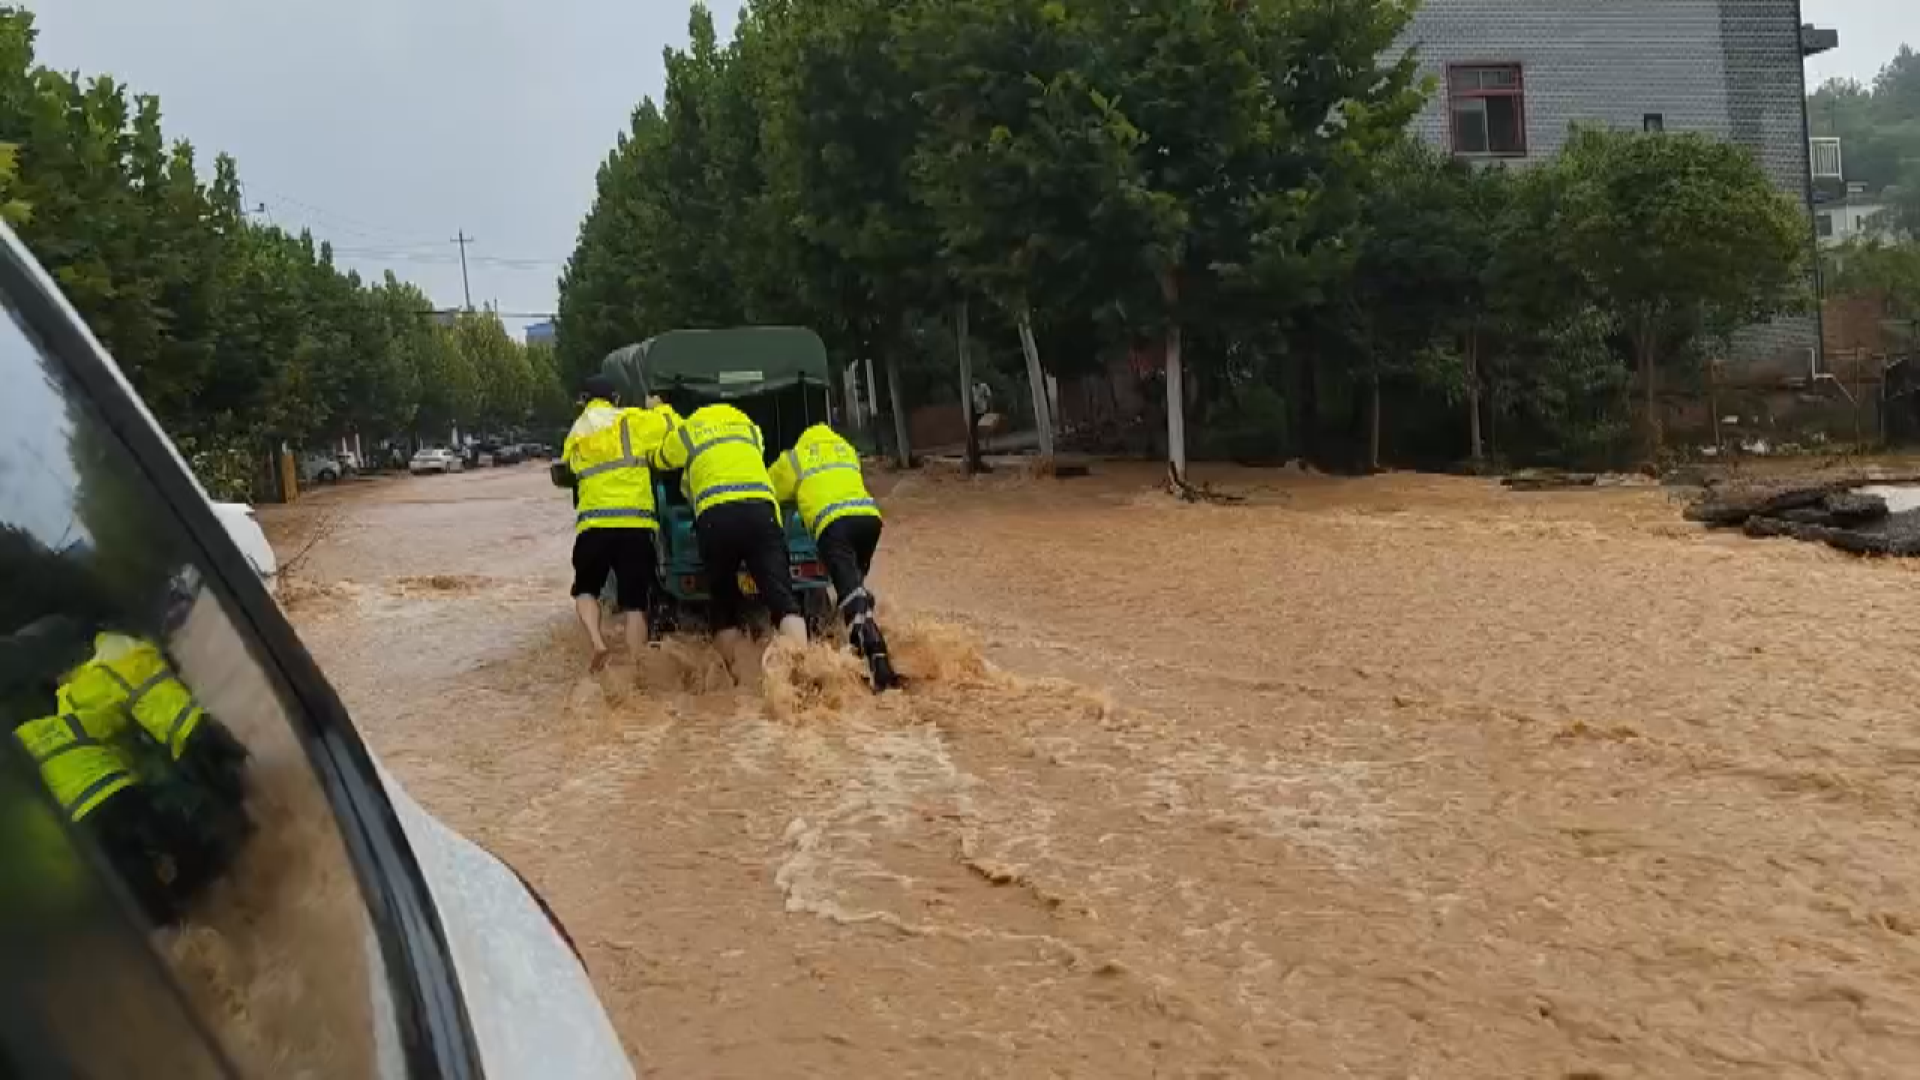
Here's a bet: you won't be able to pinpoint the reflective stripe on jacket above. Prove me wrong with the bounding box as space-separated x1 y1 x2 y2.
650 404 777 517
564 399 673 533
769 424 881 538
14 711 136 822
59 634 204 760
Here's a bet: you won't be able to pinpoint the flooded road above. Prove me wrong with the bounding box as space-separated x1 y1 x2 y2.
267 463 1920 1078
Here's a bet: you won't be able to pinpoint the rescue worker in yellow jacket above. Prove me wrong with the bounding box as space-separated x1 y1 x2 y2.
59 630 254 882
4 617 184 925
651 403 808 651
561 375 677 672
769 424 899 690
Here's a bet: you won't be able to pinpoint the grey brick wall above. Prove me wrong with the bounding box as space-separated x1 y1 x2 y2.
1400 0 1819 376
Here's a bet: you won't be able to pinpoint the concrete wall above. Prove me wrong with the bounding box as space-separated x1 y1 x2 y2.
1400 0 1819 376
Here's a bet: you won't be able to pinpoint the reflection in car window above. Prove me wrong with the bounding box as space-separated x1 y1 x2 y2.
0 295 389 1073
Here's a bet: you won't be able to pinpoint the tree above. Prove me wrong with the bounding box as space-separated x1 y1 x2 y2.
0 3 558 494
0 142 30 225
762 0 943 465
1548 128 1808 455
1343 144 1516 469
906 0 1148 465
1086 0 1426 485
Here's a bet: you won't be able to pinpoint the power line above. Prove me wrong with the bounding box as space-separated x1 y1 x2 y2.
246 183 443 248
326 246 564 269
249 186 566 265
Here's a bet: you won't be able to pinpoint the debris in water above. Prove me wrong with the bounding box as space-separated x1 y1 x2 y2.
1685 480 1920 556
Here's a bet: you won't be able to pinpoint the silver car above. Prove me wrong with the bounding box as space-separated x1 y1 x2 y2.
0 222 632 1078
409 447 464 475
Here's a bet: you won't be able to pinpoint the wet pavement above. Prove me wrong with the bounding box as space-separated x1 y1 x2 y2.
266 462 1920 1078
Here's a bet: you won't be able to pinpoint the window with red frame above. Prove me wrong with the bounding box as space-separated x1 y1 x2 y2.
1449 64 1526 156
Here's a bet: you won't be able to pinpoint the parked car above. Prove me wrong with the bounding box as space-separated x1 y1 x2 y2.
492 444 526 466
0 220 632 1078
298 451 341 485
409 447 463 475
335 449 362 473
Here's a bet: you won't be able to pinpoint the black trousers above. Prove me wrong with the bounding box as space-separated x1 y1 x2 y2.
817 515 882 605
86 789 183 927
695 500 800 629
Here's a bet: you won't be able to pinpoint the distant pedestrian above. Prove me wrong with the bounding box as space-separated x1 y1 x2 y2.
971 380 993 419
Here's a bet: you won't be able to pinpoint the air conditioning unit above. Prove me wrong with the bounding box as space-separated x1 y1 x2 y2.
1810 137 1844 181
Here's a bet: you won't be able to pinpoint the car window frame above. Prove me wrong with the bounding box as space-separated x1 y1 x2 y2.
0 223 485 1080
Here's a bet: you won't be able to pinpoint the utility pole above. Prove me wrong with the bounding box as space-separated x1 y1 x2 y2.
452 231 475 311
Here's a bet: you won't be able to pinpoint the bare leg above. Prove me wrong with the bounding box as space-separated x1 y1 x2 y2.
714 627 747 683
624 610 649 669
574 594 611 672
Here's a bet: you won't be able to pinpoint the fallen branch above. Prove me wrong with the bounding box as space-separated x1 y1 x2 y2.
1166 462 1246 505
275 506 342 585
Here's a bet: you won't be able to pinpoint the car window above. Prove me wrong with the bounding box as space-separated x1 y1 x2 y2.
0 274 401 1074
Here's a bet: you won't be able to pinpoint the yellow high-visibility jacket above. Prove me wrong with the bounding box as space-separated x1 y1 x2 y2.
650 404 778 518
59 633 204 761
564 399 676 533
14 708 136 822
769 424 881 538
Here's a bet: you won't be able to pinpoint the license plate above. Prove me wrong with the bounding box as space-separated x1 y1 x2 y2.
738 571 758 596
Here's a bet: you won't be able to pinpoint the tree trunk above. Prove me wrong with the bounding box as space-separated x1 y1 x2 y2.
1466 328 1484 466
1296 350 1319 465
1488 380 1499 457
1708 359 1722 453
1638 318 1660 460
884 350 912 469
956 299 982 474
1161 269 1188 485
1368 371 1382 474
1015 309 1056 461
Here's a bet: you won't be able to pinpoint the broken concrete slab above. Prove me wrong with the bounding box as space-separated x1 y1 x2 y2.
1821 491 1890 525
1684 482 1845 527
1502 470 1598 491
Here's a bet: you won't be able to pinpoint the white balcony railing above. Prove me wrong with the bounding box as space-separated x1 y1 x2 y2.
1810 137 1844 181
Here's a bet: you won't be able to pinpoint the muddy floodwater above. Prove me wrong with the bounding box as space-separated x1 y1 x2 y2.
265 463 1920 1078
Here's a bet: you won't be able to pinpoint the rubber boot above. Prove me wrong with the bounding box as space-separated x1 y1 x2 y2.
851 621 901 693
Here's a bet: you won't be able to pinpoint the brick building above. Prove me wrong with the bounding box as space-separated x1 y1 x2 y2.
1399 1 1839 379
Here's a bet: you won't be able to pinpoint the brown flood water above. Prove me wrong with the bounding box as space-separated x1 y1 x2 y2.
267 462 1920 1078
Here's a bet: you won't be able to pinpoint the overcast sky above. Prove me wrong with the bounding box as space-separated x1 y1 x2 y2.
26 0 1910 337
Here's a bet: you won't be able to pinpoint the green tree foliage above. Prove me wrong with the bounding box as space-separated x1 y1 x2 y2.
1827 239 1920 344
556 4 803 391
905 0 1149 460
0 6 539 500
1547 129 1808 453
556 0 1818 474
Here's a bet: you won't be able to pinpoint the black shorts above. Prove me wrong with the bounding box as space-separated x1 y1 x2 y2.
695 500 800 629
571 528 657 611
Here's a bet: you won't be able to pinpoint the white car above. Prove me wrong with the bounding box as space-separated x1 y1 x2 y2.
409 448 463 475
0 221 632 1078
299 451 342 485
